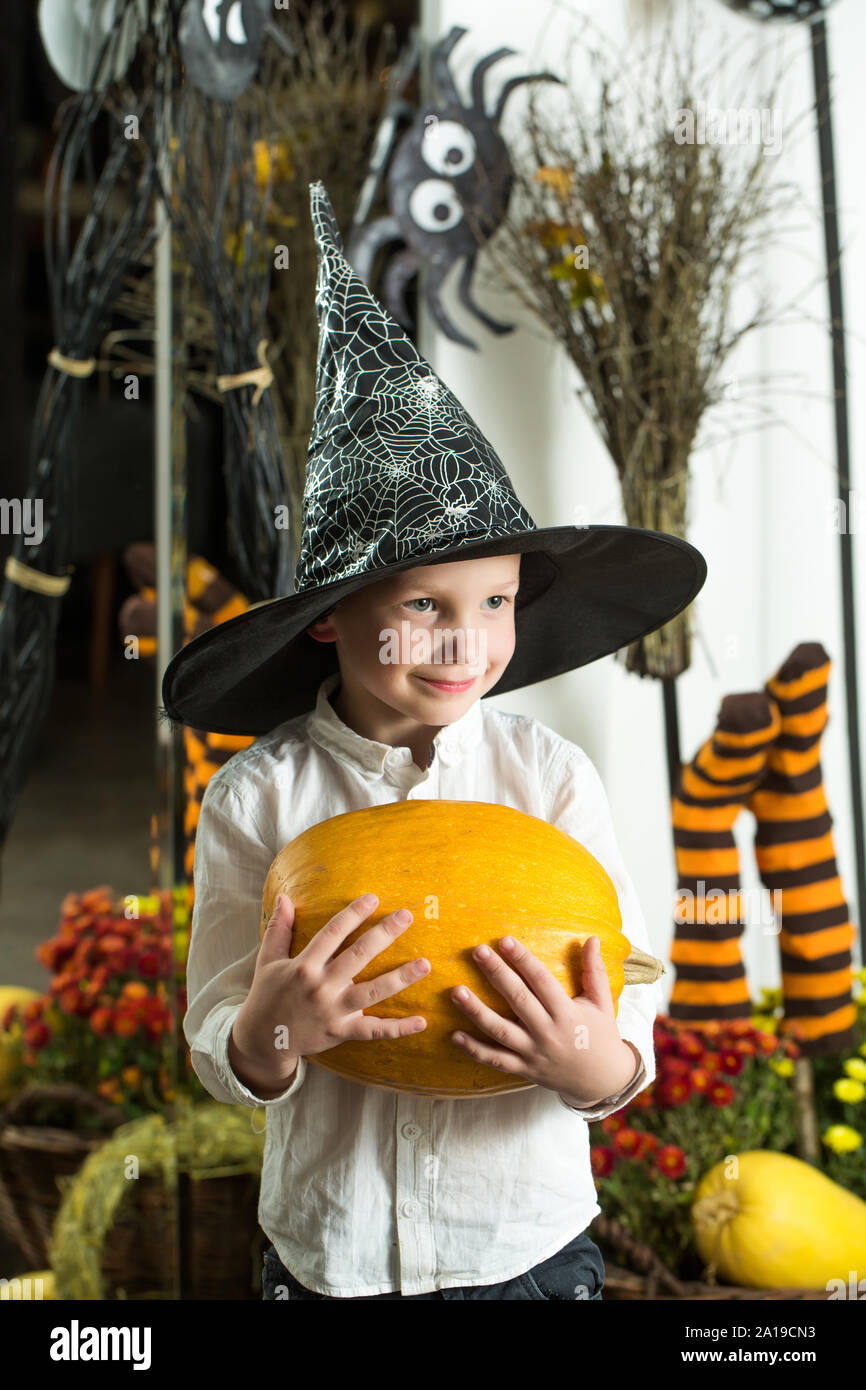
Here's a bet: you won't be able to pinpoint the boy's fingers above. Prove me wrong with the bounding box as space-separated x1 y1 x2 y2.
577 937 615 1012
259 893 293 960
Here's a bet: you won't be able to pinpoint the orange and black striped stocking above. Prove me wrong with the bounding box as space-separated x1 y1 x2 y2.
668 693 781 1030
748 642 857 1056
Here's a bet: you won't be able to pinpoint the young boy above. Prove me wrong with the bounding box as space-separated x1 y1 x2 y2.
162 183 706 1300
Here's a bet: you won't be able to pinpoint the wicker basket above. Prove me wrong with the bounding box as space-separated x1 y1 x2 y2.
1 1084 267 1298
89 1169 266 1300
0 1083 126 1269
590 1215 829 1300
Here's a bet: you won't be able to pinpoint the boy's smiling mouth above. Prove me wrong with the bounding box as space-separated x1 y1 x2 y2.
414 674 478 693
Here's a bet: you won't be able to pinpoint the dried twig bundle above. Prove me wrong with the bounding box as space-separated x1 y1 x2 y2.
482 7 808 678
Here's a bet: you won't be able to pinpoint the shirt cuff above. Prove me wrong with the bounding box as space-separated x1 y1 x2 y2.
213 1007 308 1107
557 1039 646 1120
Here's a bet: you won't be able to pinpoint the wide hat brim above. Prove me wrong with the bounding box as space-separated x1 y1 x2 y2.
160 524 706 736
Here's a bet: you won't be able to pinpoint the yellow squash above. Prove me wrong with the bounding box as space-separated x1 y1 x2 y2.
260 799 663 1099
692 1150 866 1288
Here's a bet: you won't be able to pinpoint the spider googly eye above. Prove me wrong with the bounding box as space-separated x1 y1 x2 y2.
201 0 247 46
225 2 248 46
420 120 477 177
408 179 464 233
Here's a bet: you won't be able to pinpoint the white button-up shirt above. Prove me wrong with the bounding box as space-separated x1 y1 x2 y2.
184 671 659 1296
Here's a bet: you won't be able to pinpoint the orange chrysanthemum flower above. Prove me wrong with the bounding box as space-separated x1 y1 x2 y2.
707 1080 736 1108
590 1146 616 1178
611 1127 642 1158
654 1144 687 1178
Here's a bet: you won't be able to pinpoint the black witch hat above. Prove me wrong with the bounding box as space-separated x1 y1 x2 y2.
161 181 706 736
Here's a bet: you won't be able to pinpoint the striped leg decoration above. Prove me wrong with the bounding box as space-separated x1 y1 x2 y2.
669 693 781 1030
748 642 858 1056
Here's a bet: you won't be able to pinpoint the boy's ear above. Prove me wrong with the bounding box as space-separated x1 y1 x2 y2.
306 607 337 641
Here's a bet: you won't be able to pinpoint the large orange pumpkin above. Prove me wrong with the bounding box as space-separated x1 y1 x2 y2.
260 800 663 1099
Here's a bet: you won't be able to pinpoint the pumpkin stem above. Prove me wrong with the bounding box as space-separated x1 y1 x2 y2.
623 945 667 985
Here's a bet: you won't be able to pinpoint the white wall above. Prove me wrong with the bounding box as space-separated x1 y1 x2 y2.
419 0 866 1001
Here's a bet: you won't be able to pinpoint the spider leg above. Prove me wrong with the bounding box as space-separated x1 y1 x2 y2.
346 214 403 285
382 247 421 331
420 258 478 351
430 25 469 109
470 47 518 115
456 253 514 338
492 70 564 127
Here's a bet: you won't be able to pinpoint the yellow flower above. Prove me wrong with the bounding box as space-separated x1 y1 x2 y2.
843 1057 866 1082
859 1041 866 1059
758 987 782 1009
823 1124 863 1154
769 1057 794 1078
253 139 294 189
534 165 574 199
833 1078 865 1104
751 1013 778 1034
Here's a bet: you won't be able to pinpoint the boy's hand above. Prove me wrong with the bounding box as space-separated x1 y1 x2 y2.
232 894 429 1083
449 935 639 1106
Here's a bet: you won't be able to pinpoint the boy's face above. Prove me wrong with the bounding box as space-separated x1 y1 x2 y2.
306 553 521 725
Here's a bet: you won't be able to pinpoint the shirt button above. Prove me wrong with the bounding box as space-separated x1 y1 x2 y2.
400 1199 420 1219
401 1122 421 1139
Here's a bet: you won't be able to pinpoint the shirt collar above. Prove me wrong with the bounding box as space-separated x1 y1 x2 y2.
306 672 484 775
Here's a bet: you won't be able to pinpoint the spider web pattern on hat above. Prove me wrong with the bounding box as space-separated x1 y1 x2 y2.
296 182 537 593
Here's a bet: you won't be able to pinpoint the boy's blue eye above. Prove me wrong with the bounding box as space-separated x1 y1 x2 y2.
403 596 511 613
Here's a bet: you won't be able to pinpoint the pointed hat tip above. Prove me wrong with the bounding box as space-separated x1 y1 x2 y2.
309 179 344 257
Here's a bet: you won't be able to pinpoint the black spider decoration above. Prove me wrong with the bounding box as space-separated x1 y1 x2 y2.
178 0 291 102
348 26 563 351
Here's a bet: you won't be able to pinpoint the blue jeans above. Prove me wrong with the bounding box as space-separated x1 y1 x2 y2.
262 1229 605 1300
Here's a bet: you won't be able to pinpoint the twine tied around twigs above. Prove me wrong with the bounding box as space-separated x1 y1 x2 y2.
216 339 274 407
4 556 73 597
47 348 97 379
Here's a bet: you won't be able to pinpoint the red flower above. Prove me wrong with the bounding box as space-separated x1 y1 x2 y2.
731 1038 757 1056
136 951 161 977
727 1019 755 1037
654 1144 687 1179
659 1056 691 1078
701 1052 723 1074
629 1088 654 1110
634 1131 658 1159
673 1031 706 1060
590 1146 617 1178
57 985 85 1016
756 1032 778 1054
90 1007 115 1036
689 1067 711 1094
97 934 130 959
23 1020 52 1050
600 1113 626 1135
718 1050 745 1076
611 1127 642 1158
114 1013 139 1037
707 1080 736 1108
655 1075 692 1108
681 1019 719 1040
